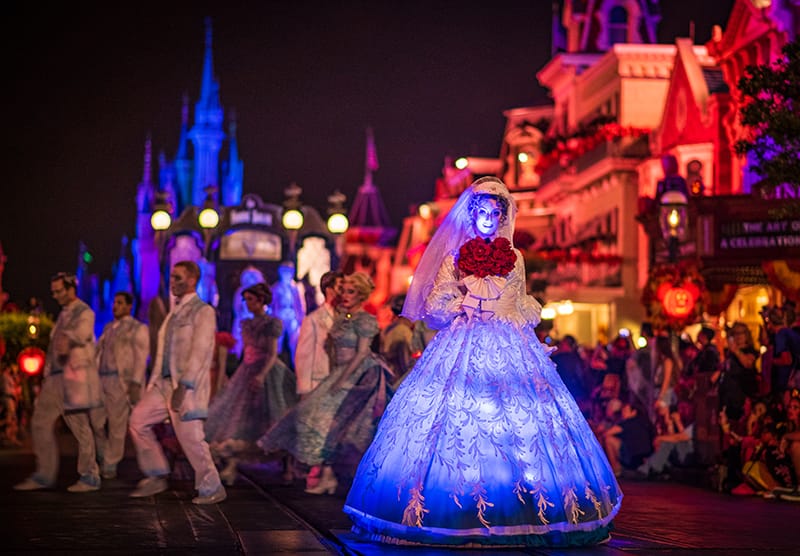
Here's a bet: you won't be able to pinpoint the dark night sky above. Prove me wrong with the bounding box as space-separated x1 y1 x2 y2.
1 0 735 310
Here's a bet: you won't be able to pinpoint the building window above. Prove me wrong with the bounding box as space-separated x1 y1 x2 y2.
608 6 628 46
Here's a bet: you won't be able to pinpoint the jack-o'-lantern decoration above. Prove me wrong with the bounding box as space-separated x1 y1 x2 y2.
642 263 706 331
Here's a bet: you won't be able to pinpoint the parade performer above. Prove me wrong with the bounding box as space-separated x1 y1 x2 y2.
14 272 103 492
92 291 149 479
205 282 296 485
128 261 225 504
344 177 622 547
258 272 394 494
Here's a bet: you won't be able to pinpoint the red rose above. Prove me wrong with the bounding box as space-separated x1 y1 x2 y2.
458 237 516 278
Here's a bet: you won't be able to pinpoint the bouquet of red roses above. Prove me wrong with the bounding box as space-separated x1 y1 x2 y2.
457 237 516 278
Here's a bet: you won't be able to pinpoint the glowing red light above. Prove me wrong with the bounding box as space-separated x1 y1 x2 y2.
18 347 46 376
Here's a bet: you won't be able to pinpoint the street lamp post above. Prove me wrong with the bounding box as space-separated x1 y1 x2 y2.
282 183 304 263
198 185 220 259
659 190 688 263
326 190 349 264
150 192 173 298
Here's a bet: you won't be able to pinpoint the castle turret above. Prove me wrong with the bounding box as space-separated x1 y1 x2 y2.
174 93 193 213
561 0 661 53
188 17 225 207
348 127 393 233
132 134 160 320
343 127 396 308
222 112 243 206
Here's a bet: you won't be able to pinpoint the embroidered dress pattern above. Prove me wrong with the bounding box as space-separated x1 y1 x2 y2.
344 177 622 547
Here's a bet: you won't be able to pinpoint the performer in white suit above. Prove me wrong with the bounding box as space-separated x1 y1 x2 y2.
294 270 343 397
92 291 149 479
14 272 103 492
129 261 225 504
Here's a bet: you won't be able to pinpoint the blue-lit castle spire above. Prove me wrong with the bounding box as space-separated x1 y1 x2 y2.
174 93 193 213
222 111 243 206
125 17 246 325
188 17 225 207
133 134 160 319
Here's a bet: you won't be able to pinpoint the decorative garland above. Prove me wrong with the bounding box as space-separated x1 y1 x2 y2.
641 262 707 332
535 122 650 174
535 248 622 265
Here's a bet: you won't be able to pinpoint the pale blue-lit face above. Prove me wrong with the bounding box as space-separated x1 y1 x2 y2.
473 198 501 239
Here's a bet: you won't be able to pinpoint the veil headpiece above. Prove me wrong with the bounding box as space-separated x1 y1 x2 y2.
402 177 517 325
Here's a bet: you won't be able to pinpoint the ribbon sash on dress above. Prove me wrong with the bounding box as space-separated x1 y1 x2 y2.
462 275 507 321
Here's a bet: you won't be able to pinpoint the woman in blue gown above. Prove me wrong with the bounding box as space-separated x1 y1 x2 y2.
258 272 394 494
344 177 622 547
206 283 297 485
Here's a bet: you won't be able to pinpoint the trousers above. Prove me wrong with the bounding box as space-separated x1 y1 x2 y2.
31 375 99 486
90 374 130 469
129 377 221 496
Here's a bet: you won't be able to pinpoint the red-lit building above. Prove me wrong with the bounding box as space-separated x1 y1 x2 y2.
393 0 800 345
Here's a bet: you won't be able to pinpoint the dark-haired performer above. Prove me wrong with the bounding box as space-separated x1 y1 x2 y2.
92 291 149 479
14 272 103 492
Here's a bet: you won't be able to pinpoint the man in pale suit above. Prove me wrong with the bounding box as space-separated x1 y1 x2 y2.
128 261 225 504
92 291 149 479
14 272 103 492
293 270 341 489
294 270 342 397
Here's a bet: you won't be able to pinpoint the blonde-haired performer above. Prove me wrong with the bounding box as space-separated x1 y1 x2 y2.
259 271 394 495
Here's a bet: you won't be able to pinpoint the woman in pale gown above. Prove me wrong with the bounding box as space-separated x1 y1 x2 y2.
344 177 622 547
206 283 297 484
258 272 394 494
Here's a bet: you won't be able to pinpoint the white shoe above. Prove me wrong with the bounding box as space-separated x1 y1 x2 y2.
192 486 227 505
13 477 50 491
304 476 338 495
130 477 168 498
67 480 100 493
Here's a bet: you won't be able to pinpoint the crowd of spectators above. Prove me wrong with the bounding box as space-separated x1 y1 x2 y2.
550 300 800 503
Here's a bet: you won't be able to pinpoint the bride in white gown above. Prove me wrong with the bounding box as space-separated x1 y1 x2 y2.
344 177 622 547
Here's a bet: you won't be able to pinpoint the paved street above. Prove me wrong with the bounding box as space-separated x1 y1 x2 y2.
2 430 799 555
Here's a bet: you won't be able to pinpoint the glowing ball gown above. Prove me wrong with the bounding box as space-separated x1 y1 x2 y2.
344 179 622 547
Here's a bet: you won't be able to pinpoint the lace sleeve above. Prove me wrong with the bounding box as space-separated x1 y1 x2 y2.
513 249 541 326
422 254 465 329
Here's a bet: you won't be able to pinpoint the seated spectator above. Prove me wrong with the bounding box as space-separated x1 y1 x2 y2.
768 394 800 501
636 400 694 478
602 400 654 477
738 421 793 496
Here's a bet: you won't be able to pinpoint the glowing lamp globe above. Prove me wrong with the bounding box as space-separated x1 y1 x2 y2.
556 300 574 315
541 306 557 320
18 346 46 376
198 207 219 229
418 203 432 219
151 210 171 231
517 152 529 163
454 157 469 170
282 209 304 230
327 213 349 234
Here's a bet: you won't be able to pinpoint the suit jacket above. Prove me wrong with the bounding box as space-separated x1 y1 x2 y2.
96 315 150 385
148 294 216 420
294 304 335 395
44 299 102 410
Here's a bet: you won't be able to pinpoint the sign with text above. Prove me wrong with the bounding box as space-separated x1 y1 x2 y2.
717 218 800 254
